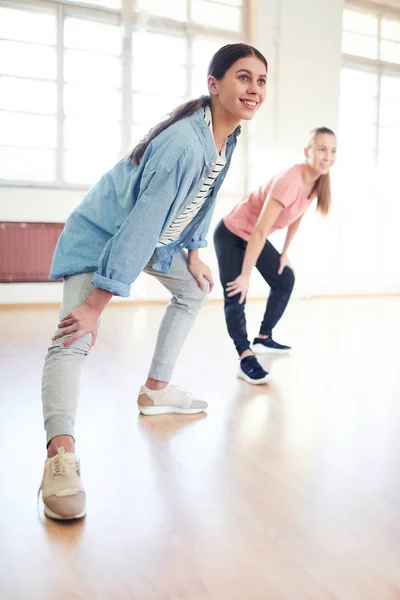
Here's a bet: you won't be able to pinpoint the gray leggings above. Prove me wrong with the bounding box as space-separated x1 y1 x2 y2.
41 251 209 444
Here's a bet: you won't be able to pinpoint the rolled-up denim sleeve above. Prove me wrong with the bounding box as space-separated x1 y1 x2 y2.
185 238 208 250
185 195 217 250
91 272 130 297
93 166 176 297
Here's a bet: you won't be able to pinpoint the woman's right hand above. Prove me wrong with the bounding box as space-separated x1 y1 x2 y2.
226 274 250 304
52 302 100 348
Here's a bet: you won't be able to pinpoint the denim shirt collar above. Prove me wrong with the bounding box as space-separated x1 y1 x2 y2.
189 107 241 163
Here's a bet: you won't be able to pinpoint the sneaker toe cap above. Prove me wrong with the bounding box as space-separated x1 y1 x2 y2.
44 490 86 519
191 399 208 410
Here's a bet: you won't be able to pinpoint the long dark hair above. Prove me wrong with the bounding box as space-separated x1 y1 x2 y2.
308 127 336 216
129 43 268 165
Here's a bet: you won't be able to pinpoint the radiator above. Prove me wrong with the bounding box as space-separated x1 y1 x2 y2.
0 222 64 283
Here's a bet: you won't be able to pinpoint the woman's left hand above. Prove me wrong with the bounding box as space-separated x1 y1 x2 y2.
188 259 214 292
278 254 293 275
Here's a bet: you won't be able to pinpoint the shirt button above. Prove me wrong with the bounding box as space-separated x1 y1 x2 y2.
202 177 205 181
211 162 215 166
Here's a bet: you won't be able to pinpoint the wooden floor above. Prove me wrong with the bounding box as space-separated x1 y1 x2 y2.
0 296 400 600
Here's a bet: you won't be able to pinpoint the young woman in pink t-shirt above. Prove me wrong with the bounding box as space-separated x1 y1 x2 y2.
214 127 337 384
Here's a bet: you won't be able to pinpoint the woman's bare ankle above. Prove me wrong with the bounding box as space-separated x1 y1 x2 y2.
47 435 75 458
145 377 169 391
241 349 254 359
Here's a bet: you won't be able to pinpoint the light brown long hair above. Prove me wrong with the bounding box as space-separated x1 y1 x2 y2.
308 127 336 216
129 43 268 165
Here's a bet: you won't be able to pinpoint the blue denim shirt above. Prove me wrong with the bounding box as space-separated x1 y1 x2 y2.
50 108 240 297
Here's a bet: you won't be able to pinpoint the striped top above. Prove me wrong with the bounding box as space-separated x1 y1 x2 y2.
156 105 227 247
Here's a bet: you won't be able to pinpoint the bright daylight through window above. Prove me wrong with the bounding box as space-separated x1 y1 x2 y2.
0 0 244 187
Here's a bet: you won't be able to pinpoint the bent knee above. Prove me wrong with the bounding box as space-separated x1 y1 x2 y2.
187 278 210 306
173 278 210 311
199 278 210 300
279 267 295 291
47 331 93 356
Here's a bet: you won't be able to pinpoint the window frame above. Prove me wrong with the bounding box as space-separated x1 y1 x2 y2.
0 0 248 189
342 0 400 165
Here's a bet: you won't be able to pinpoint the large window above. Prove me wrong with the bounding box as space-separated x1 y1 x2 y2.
0 6 58 182
340 3 400 208
0 0 246 187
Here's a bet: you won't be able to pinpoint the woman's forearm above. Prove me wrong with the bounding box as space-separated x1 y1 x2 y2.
282 217 302 255
240 197 284 277
188 248 200 264
241 228 270 277
86 288 114 314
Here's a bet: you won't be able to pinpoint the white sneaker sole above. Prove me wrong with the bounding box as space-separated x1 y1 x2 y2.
238 370 271 385
44 506 86 520
251 343 291 355
138 405 207 416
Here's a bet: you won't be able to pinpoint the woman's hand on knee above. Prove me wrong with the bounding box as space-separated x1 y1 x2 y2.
278 254 293 275
188 259 214 292
226 274 249 304
52 302 100 348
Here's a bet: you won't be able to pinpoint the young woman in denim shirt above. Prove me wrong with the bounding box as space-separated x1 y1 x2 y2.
39 43 268 520
214 127 337 385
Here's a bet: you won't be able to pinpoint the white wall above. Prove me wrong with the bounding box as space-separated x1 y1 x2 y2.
249 0 400 296
0 183 244 304
1 0 398 304
248 0 345 298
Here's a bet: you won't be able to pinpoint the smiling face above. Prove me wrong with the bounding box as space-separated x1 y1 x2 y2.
207 55 267 122
305 132 337 176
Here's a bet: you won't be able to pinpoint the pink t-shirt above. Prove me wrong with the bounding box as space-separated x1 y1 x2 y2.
224 164 316 241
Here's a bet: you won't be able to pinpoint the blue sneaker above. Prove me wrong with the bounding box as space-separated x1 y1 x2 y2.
251 336 291 355
238 355 270 385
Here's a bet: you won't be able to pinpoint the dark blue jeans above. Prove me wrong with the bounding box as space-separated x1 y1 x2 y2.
214 220 295 356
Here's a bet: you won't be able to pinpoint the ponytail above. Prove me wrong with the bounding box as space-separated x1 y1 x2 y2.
314 173 331 215
129 95 210 165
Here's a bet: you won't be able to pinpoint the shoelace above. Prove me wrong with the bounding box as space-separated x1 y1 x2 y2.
51 452 72 477
37 449 79 501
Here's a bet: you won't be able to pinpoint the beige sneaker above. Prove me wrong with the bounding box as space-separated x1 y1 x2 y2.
138 384 208 416
38 447 86 520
